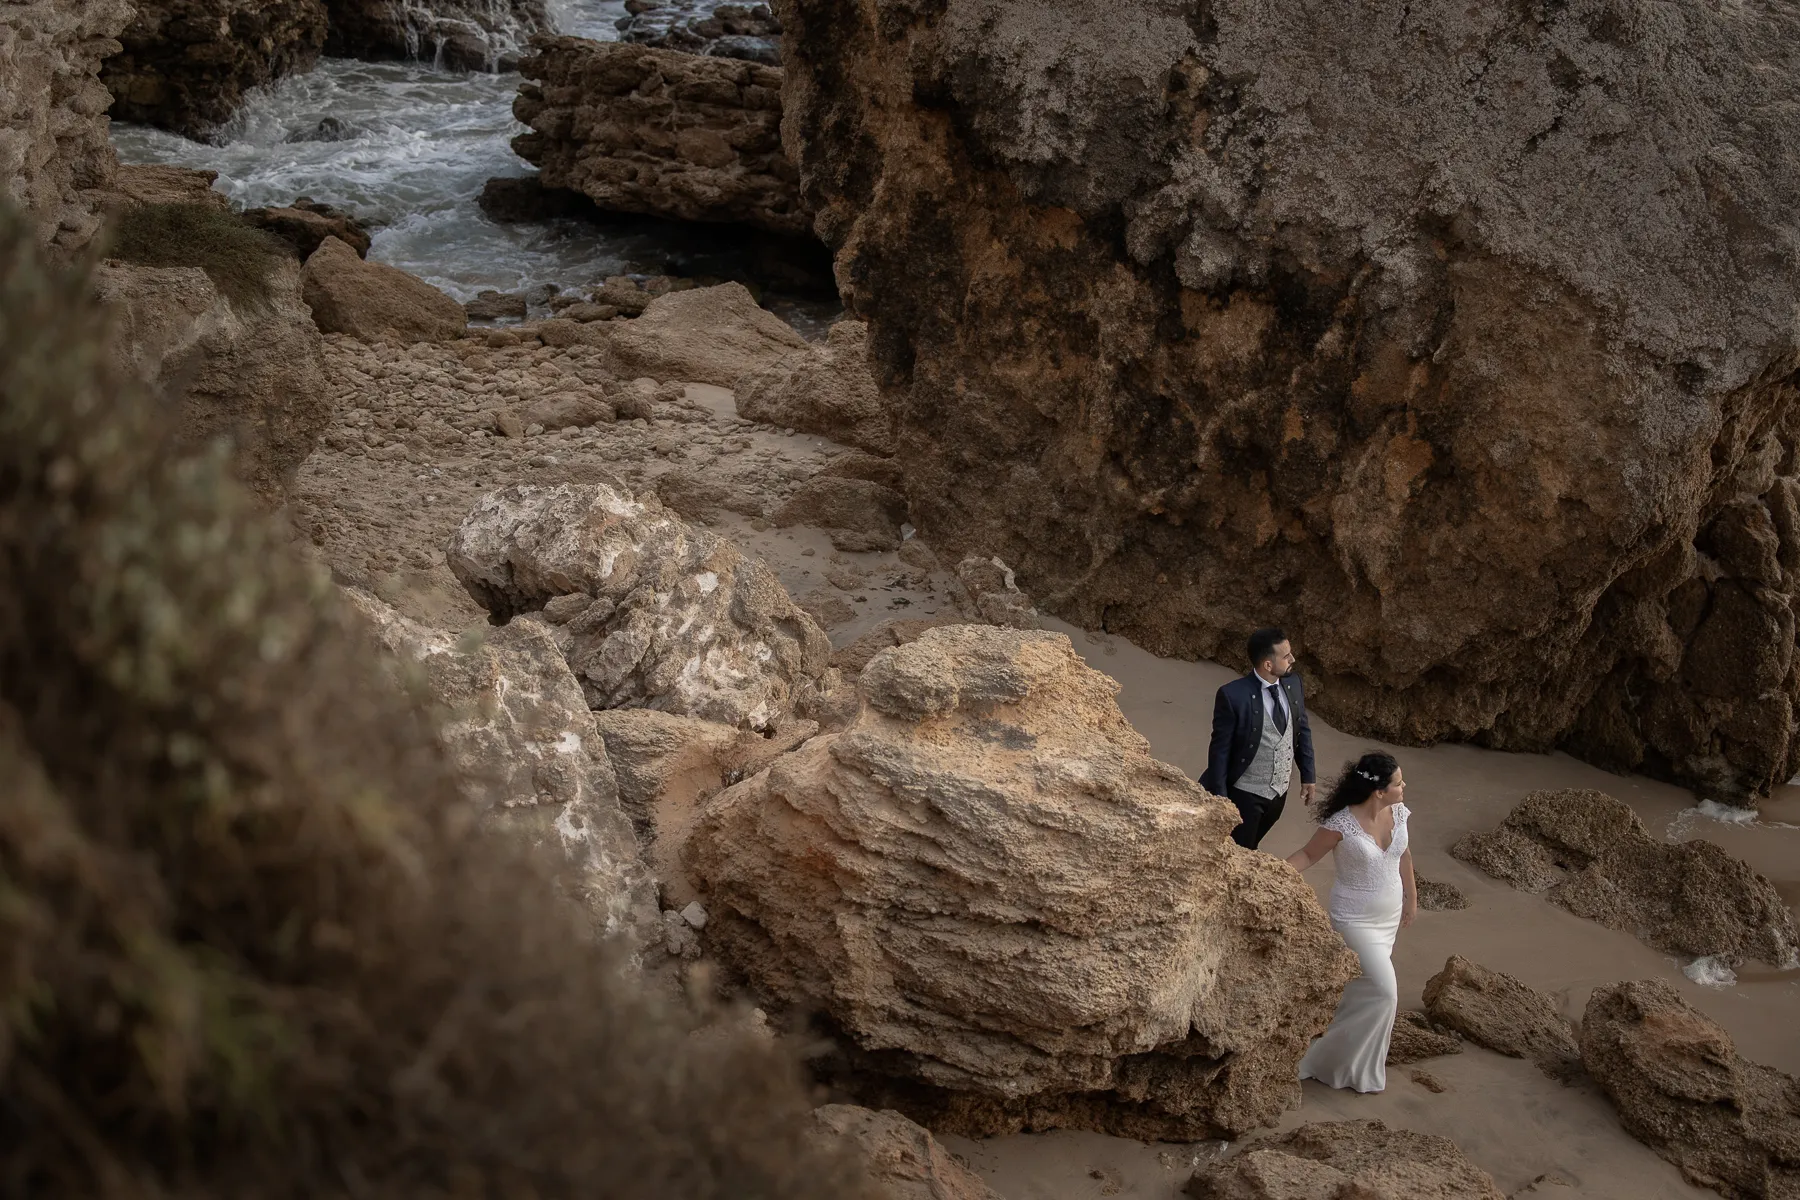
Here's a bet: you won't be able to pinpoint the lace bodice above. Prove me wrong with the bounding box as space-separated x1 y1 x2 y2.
1322 803 1408 917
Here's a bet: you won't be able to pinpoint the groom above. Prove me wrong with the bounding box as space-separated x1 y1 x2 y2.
1202 627 1316 850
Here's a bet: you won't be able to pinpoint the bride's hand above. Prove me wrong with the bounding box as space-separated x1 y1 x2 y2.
1400 899 1417 928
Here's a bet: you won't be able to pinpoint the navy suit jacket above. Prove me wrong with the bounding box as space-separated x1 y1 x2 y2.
1201 672 1316 797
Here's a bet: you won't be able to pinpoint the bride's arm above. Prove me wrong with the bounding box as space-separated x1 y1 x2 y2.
1400 848 1418 927
1284 827 1340 871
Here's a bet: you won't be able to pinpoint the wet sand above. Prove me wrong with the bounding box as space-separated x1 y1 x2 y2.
936 620 1800 1200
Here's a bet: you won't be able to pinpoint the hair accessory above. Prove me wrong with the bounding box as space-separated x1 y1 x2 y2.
1356 768 1381 783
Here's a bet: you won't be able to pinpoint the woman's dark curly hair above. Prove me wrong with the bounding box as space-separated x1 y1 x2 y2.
1315 751 1401 821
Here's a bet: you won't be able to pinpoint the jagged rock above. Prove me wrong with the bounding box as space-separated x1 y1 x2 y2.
1 0 133 253
811 1105 1002 1200
447 482 832 731
244 198 372 260
95 257 330 504
775 0 1800 804
478 173 605 223
1451 789 1799 966
819 449 907 493
954 555 1040 629
301 236 467 343
1415 876 1469 911
830 617 963 675
736 320 893 454
1421 956 1579 1081
465 289 529 321
1386 1010 1462 1066
595 707 813 908
1581 979 1800 1200
513 39 805 235
100 0 327 138
104 163 228 209
602 282 808 387
343 589 658 946
1184 1119 1505 1200
774 476 908 552
322 0 548 72
617 1 783 66
687 624 1358 1140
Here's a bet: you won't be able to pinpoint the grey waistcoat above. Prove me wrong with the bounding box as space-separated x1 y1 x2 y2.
1236 686 1294 800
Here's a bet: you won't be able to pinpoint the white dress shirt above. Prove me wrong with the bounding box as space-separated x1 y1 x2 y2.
1253 669 1288 727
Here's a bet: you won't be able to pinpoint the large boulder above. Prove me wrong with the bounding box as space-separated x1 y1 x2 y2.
735 319 894 454
95 255 331 505
322 0 548 71
0 0 133 253
1582 980 1800 1200
811 1105 1002 1200
686 624 1358 1139
1184 1120 1505 1200
774 0 1800 803
602 282 809 387
446 482 832 731
1420 956 1580 1082
512 38 805 235
343 590 658 946
100 0 328 138
301 236 467 343
1451 789 1799 967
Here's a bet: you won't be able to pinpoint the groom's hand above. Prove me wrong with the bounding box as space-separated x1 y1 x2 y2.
1300 782 1316 805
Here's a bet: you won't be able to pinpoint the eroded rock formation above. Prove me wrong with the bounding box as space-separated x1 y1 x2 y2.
1 0 132 252
736 319 894 454
1184 1119 1505 1200
604 281 809 386
1386 1010 1462 1066
811 1105 1002 1200
344 589 659 945
1582 980 1800 1200
774 0 1800 803
100 0 328 138
513 39 806 235
323 0 548 71
95 253 331 504
1451 789 1799 967
687 624 1358 1139
447 482 832 730
1421 955 1580 1082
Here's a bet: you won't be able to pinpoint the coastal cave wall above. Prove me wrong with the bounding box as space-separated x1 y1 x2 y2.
773 0 1800 803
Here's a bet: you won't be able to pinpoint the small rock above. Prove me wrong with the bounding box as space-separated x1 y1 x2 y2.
301 237 467 343
465 289 529 321
1184 1119 1503 1199
1386 1009 1463 1064
1416 876 1470 911
1409 1069 1448 1093
1422 955 1581 1081
562 302 619 323
954 554 1041 629
541 592 595 624
680 900 708 929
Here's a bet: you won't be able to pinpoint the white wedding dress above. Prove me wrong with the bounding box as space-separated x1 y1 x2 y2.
1298 802 1409 1093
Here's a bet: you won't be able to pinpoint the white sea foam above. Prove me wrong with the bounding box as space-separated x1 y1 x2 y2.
1665 799 1799 841
1682 956 1739 988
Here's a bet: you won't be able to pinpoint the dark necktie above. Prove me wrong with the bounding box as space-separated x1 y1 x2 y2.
1268 683 1288 735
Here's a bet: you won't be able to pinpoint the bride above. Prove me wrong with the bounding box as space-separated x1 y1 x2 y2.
1284 751 1416 1093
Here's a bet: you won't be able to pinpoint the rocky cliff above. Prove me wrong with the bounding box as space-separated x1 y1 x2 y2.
324 0 549 72
773 0 1800 803
0 0 132 252
513 38 807 236
100 0 328 138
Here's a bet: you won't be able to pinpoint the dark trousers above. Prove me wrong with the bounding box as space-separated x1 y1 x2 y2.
1227 785 1286 850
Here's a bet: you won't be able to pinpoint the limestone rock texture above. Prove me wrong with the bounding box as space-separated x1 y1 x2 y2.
811 1105 1002 1200
302 236 468 343
0 0 132 253
1184 1119 1505 1200
343 589 659 946
687 624 1358 1140
447 482 832 731
617 1 783 66
1451 789 1799 967
322 0 549 72
774 0 1800 804
1420 955 1580 1082
94 255 331 504
99 0 328 138
513 38 806 235
1385 1010 1462 1066
1581 980 1800 1200
603 281 809 387
736 319 894 454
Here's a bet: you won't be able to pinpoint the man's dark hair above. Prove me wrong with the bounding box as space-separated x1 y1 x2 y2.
1247 627 1289 668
